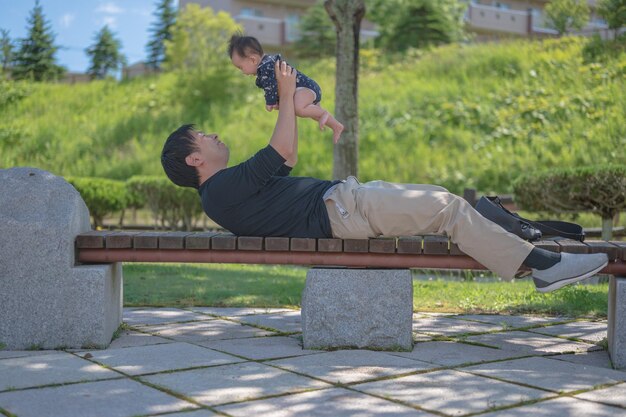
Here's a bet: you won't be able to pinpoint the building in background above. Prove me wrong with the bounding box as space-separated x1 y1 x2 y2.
179 0 377 48
464 0 612 39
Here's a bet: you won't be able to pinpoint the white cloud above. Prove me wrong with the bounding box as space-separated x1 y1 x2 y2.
102 16 118 29
96 2 125 14
60 13 75 29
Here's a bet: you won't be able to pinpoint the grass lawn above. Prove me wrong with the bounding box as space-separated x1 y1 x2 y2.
124 263 609 318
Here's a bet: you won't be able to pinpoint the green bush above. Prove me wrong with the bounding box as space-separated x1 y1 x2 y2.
66 176 127 228
512 165 626 239
126 175 202 230
582 33 626 63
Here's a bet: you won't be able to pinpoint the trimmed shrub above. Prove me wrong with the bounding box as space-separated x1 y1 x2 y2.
126 175 202 230
513 165 626 239
66 176 127 228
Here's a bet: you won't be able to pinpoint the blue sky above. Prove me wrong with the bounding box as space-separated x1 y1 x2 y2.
0 1 179 72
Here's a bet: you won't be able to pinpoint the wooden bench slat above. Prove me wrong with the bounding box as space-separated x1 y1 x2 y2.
185 232 218 250
238 236 264 251
159 232 192 250
211 234 237 250
343 239 369 253
612 241 626 261
369 238 396 253
449 242 465 256
585 240 621 261
533 240 561 252
397 236 422 254
291 238 316 252
556 239 589 254
133 232 161 249
423 235 449 255
76 231 112 249
265 237 290 251
318 238 343 252
105 232 138 249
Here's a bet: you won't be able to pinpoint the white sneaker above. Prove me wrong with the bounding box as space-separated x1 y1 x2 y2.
532 252 608 293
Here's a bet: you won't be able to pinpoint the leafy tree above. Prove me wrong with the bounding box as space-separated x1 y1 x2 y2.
146 0 176 69
85 26 126 79
545 0 590 35
596 0 626 39
12 1 63 81
367 0 466 51
325 0 366 179
0 29 13 74
294 0 336 58
164 3 240 72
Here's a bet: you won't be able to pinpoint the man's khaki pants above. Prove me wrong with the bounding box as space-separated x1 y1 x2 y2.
324 177 535 281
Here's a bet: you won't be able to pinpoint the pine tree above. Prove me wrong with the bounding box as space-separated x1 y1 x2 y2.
85 26 126 79
0 29 13 73
12 1 63 81
146 0 176 69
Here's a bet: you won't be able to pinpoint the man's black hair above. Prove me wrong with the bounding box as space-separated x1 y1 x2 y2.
228 34 263 58
161 124 201 189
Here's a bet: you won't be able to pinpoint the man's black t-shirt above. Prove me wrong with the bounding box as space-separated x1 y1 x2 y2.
198 145 340 238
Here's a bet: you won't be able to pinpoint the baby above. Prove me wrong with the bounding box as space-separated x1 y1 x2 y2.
228 35 343 144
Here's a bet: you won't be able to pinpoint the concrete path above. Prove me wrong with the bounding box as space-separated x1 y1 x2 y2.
1 308 625 417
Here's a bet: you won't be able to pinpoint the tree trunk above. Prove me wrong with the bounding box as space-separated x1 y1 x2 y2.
325 0 365 180
602 215 613 241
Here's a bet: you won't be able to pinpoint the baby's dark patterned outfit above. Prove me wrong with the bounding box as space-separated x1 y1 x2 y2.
255 54 322 106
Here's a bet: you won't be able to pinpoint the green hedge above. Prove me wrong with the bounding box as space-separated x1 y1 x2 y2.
126 176 202 231
512 165 626 239
67 177 127 228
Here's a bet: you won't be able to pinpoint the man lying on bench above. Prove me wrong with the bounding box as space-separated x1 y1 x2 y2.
160 59 607 293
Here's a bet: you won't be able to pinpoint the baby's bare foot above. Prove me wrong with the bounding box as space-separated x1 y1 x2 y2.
333 122 344 144
319 112 330 131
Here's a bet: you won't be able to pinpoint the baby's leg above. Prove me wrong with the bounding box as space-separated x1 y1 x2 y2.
294 88 344 144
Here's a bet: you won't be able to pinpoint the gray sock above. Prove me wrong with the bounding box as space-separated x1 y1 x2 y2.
523 247 561 270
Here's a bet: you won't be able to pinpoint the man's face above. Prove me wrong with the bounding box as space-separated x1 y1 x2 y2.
192 130 229 166
231 51 259 76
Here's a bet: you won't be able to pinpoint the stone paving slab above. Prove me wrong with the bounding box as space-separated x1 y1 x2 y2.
575 382 626 407
0 350 58 360
84 342 244 376
353 369 553 416
0 351 119 391
0 377 196 417
216 387 433 417
187 307 297 317
551 350 614 369
106 330 174 349
268 350 436 384
528 321 608 343
454 314 571 328
142 361 331 406
197 336 319 360
135 319 276 342
464 356 626 392
123 307 214 325
412 316 503 336
465 330 597 354
478 396 626 417
163 411 217 417
226 311 302 333
389 341 526 366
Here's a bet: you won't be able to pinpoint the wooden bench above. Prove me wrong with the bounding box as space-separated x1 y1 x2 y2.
76 231 626 275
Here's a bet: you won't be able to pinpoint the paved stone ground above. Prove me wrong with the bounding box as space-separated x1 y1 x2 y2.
1 308 626 417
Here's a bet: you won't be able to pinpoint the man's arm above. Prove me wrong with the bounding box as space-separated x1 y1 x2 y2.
269 60 297 163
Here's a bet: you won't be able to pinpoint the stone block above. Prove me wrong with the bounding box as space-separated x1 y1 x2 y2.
301 268 413 350
608 276 626 369
0 167 122 349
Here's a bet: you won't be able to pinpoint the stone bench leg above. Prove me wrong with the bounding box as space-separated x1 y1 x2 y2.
301 268 413 350
608 275 626 369
0 168 122 350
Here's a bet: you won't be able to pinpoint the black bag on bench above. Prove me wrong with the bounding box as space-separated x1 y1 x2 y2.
475 196 585 242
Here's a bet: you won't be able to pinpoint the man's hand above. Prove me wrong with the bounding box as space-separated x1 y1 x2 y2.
275 59 296 100
265 104 279 112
